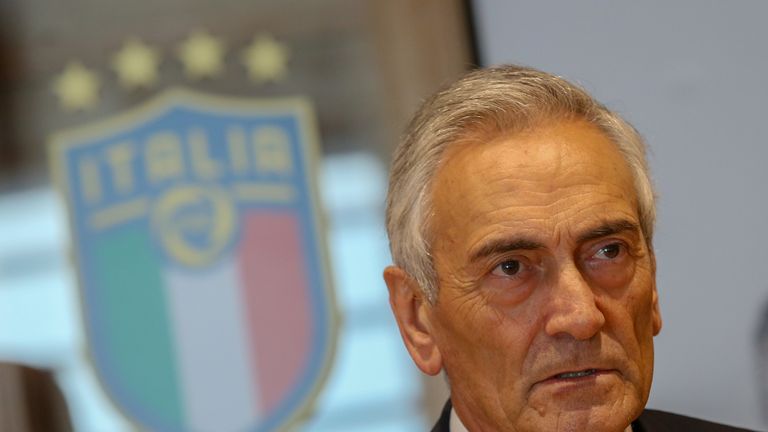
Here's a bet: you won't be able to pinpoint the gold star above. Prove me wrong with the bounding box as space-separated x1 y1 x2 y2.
178 31 225 80
242 34 289 83
112 38 160 89
52 62 100 111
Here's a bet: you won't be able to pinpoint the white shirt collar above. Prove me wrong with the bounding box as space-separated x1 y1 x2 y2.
449 406 633 432
449 405 470 432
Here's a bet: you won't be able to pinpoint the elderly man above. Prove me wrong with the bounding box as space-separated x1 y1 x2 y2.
383 65 750 432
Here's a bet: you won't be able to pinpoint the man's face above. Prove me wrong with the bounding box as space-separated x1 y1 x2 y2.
392 120 661 432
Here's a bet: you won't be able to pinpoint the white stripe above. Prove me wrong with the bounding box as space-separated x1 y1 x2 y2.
165 257 261 431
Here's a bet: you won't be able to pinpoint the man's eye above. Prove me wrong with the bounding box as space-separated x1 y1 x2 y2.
595 243 623 260
492 260 522 277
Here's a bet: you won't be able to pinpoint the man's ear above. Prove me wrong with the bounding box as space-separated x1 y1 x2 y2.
649 251 662 336
651 281 662 336
383 265 443 375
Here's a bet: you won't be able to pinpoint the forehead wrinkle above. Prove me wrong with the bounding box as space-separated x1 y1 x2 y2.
466 167 628 218
469 183 631 231
549 199 639 242
431 120 641 262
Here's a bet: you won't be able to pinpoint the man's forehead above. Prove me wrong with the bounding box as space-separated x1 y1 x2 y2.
440 120 628 180
430 120 641 248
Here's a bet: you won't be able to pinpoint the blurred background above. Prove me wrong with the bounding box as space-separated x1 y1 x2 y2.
0 1 766 431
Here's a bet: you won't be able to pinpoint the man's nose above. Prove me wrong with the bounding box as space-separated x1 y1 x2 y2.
543 263 606 340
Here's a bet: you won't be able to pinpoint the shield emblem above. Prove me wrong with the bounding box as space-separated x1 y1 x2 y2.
49 89 338 432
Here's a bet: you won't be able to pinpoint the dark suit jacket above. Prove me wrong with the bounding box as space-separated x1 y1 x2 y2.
431 400 756 432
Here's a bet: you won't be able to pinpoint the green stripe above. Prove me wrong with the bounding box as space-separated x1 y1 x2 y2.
93 226 185 428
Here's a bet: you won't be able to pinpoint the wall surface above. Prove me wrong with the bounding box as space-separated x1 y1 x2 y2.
472 1 768 430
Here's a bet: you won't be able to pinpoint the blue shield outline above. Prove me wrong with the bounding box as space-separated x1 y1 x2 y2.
49 88 340 431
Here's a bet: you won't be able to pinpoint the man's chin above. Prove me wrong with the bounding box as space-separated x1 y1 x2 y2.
518 412 629 432
515 400 640 432
520 373 643 430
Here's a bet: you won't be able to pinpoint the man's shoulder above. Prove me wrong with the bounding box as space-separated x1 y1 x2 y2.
635 409 757 432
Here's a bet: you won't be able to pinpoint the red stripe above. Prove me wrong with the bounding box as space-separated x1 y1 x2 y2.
239 212 312 413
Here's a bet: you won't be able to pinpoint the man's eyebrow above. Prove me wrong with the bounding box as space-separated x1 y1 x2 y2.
468 220 640 262
469 238 545 262
576 219 641 244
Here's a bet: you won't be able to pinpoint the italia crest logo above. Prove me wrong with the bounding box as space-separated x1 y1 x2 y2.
49 89 338 431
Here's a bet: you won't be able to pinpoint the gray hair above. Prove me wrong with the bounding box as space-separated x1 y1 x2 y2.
385 65 656 304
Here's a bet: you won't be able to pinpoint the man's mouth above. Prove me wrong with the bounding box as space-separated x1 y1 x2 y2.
554 369 598 379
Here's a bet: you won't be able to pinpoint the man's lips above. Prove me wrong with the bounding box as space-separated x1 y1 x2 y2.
551 368 600 380
535 367 618 385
